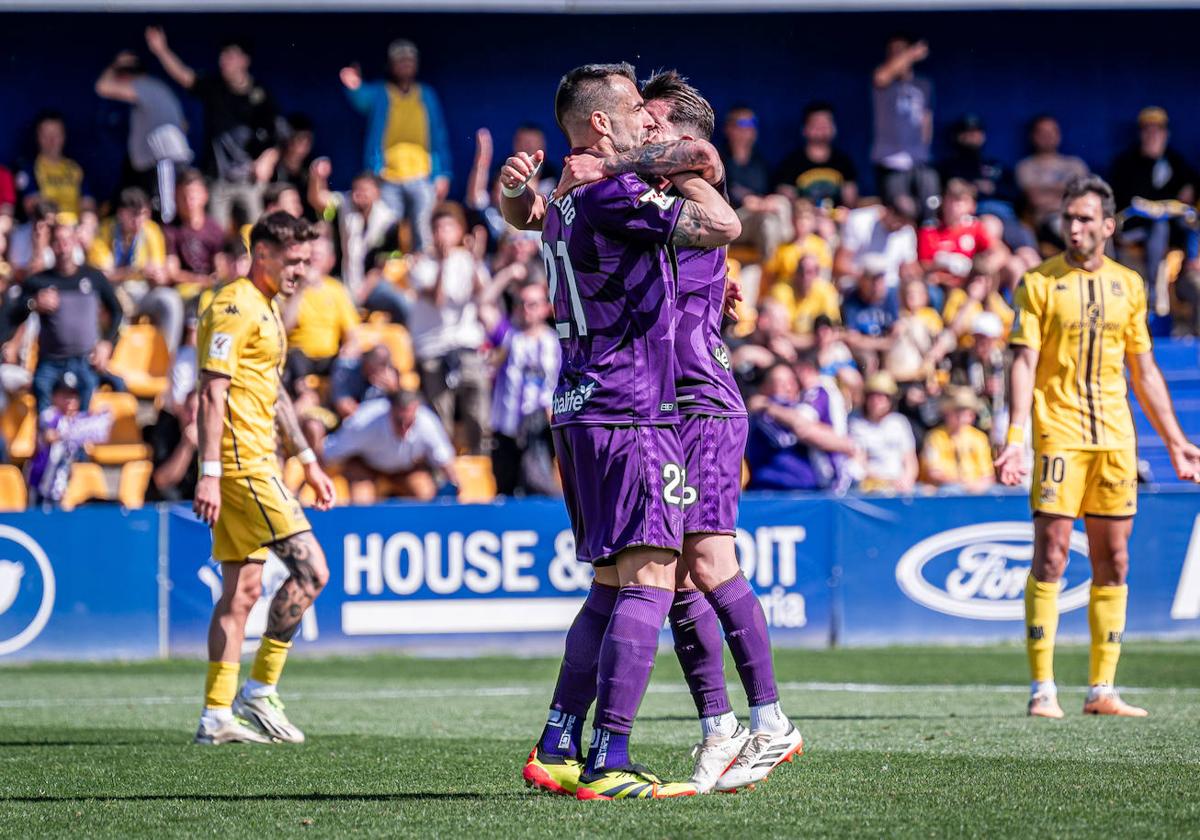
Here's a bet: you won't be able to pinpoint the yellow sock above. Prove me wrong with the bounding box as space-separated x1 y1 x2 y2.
1088 584 1128 686
249 637 292 688
1025 576 1060 683
204 661 240 710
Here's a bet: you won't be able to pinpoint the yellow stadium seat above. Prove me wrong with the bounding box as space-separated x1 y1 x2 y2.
87 391 152 465
61 462 109 511
108 324 171 400
117 460 153 509
0 464 27 511
455 455 496 504
357 323 416 375
2 394 37 463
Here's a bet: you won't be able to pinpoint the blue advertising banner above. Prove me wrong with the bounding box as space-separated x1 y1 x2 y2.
167 496 836 656
0 507 160 661
833 490 1200 645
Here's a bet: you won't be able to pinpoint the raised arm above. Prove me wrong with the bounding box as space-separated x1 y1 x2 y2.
145 26 196 90
873 40 928 89
95 55 139 103
1128 350 1200 481
995 344 1037 485
669 173 741 249
498 150 548 231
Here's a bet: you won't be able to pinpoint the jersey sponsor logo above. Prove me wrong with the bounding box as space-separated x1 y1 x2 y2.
895 522 1091 620
0 526 56 656
551 378 597 416
660 402 675 412
1055 283 1069 292
637 188 678 211
208 332 233 361
713 344 731 371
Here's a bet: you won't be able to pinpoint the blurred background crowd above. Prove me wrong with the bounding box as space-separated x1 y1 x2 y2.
0 24 1197 509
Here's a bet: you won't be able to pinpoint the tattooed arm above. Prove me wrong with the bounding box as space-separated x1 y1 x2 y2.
603 139 724 186
669 173 742 249
276 384 336 510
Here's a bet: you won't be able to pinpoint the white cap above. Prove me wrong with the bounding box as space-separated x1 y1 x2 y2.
972 311 1003 339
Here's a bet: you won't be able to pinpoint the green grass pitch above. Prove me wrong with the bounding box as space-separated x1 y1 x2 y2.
2 643 1200 838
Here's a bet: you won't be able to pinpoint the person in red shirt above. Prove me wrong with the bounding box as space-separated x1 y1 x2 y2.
0 165 15 223
918 178 993 285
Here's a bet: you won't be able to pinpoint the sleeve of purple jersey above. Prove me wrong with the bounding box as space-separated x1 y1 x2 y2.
586 174 685 244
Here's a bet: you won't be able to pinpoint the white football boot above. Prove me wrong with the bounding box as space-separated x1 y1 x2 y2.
193 714 274 745
714 725 804 792
233 690 306 743
689 724 751 793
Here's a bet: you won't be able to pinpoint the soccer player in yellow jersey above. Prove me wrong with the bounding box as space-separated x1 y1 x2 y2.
192 212 335 745
997 176 1200 718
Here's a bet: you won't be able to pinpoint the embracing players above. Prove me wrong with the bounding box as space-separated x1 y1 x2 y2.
192 212 336 745
996 176 1200 718
503 66 800 797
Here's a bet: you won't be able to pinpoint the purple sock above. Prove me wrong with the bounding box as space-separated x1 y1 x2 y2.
539 583 617 757
669 589 733 719
587 584 673 774
707 574 779 706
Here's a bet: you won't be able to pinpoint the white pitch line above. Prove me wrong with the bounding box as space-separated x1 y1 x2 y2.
0 680 1193 710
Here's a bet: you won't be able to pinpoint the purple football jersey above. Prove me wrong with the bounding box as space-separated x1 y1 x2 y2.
542 172 684 427
672 179 746 418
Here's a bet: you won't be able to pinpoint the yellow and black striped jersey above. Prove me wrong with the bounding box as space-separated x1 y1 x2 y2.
197 277 286 476
1010 254 1152 451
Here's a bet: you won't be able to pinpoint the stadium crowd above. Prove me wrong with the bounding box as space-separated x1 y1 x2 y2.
0 31 1195 507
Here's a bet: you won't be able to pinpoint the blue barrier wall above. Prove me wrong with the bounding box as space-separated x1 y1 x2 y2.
3 10 1200 201
1 490 1198 661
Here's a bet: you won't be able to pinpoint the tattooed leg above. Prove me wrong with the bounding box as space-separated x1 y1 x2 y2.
264 530 330 642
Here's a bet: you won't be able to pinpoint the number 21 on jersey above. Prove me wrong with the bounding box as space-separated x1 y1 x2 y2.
543 240 588 338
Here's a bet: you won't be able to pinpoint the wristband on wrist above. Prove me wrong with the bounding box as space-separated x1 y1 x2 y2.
1005 425 1025 446
200 460 222 478
501 181 527 199
298 448 318 465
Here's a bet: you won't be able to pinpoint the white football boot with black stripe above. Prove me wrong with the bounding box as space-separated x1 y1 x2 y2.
713 725 804 792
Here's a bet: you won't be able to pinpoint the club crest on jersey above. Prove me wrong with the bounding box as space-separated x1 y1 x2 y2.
637 188 678 211
552 377 597 415
79 278 92 295
1111 279 1124 297
713 344 731 371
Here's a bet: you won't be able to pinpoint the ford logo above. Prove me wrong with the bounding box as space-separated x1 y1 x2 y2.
895 521 1091 620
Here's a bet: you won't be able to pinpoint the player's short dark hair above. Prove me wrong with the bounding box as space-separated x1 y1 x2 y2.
178 168 207 190
262 182 299 209
250 211 316 251
118 187 150 212
1063 175 1117 219
803 101 835 121
553 62 637 138
641 69 715 141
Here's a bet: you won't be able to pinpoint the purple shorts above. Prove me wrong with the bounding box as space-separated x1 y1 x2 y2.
552 424 685 566
680 414 748 535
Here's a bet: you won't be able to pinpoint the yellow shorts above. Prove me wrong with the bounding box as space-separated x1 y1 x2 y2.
213 470 311 562
1030 447 1138 519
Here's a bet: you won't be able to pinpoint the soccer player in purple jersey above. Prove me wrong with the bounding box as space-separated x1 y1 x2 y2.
551 71 803 793
501 63 741 800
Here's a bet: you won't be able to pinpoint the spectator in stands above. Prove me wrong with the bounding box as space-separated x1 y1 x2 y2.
323 389 457 503
813 314 856 382
466 125 559 245
407 202 490 453
88 187 184 352
918 178 994 286
941 254 1014 348
1016 114 1089 244
280 233 360 396
6 199 56 281
168 316 198 411
721 105 771 209
145 27 282 227
27 371 113 508
731 297 800 397
849 372 918 494
308 164 407 322
745 359 855 492
330 344 399 422
144 388 199 502
947 311 1008 442
886 276 945 383
1110 107 1198 300
0 164 14 225
773 102 859 209
919 386 995 493
841 257 899 348
165 170 226 298
763 197 833 285
271 114 317 218
939 114 1018 219
489 279 560 497
339 39 451 253
15 112 91 218
94 50 191 219
9 216 122 412
871 35 938 219
767 252 840 337
834 194 919 289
